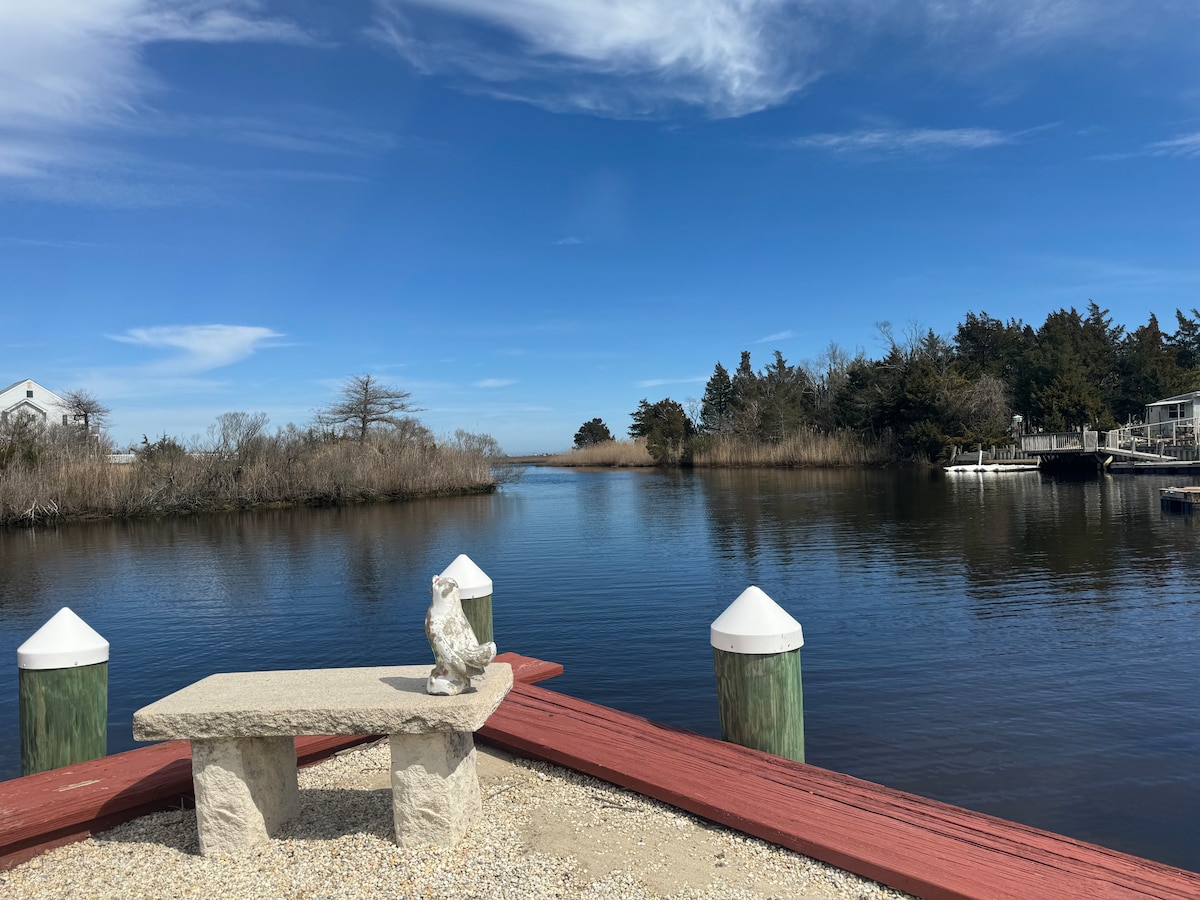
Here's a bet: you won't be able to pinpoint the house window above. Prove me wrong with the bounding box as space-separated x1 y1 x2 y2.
63 414 69 426
1167 403 1186 420
26 390 33 398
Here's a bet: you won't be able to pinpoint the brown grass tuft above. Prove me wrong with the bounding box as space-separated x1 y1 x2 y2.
691 429 892 467
0 433 498 527
540 439 657 467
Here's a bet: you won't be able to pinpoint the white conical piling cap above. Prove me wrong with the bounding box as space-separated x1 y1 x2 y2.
710 586 804 655
17 607 109 670
438 554 493 599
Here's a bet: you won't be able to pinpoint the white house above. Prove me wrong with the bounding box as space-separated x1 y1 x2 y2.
0 379 73 427
1145 390 1200 438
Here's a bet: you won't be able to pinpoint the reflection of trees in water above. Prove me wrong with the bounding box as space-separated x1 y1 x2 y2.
0 520 154 619
946 473 1199 617
0 494 512 652
695 468 1200 619
697 467 904 572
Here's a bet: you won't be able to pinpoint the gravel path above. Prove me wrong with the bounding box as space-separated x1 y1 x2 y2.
3 740 913 900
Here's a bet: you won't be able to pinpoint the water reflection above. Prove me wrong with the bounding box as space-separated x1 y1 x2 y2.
1 467 1199 870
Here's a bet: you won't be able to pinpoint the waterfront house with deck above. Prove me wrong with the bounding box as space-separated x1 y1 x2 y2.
0 380 72 427
1144 389 1200 441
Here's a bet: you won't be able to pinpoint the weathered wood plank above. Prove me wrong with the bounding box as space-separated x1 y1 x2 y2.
477 682 1200 900
0 652 561 870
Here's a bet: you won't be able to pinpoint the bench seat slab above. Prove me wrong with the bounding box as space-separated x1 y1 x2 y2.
133 664 514 740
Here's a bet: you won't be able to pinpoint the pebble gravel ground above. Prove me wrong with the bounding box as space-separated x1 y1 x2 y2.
2 740 913 900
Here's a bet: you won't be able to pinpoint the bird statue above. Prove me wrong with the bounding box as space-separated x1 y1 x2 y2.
425 575 497 695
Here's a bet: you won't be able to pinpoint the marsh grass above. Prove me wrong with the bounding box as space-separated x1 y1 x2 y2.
0 434 497 527
540 430 891 468
691 429 893 467
541 439 656 467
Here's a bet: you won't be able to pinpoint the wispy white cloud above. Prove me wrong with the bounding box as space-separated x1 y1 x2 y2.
476 378 516 388
369 0 1179 119
0 236 99 249
1147 131 1200 158
109 324 284 376
131 111 401 158
637 376 707 388
755 330 796 343
0 1 331 200
792 127 1019 156
554 236 585 246
1030 254 1200 291
370 0 817 118
1092 130 1200 162
0 1 315 136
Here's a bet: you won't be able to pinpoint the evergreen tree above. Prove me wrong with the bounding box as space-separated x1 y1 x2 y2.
699 362 734 434
1170 309 1200 370
1117 314 1190 422
757 350 811 442
728 350 761 439
573 418 613 447
629 398 695 463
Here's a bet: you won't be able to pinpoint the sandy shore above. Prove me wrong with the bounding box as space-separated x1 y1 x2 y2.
2 739 912 899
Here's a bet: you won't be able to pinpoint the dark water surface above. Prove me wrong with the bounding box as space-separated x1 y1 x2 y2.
2 466 1199 870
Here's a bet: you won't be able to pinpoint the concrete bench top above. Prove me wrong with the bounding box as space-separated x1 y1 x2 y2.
133 663 513 742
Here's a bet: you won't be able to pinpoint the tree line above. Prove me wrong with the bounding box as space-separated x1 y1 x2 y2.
576 303 1200 463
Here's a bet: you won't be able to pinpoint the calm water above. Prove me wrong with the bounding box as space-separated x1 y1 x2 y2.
2 466 1199 870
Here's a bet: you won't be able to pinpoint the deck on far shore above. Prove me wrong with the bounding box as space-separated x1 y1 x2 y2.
3 653 1198 900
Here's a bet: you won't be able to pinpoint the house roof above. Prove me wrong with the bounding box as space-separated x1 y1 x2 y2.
1 380 69 416
1146 390 1200 406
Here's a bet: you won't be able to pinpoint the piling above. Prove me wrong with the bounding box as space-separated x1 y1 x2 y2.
710 586 805 763
17 607 109 776
439 554 494 644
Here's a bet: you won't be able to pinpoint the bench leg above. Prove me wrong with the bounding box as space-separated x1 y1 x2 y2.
190 736 299 856
389 730 481 848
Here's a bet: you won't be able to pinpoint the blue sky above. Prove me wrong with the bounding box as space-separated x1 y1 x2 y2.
2 1 1198 455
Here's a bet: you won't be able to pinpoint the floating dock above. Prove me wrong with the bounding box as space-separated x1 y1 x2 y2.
1160 486 1200 513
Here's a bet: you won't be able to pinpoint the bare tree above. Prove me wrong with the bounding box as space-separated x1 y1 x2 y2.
61 389 110 431
207 411 269 460
320 374 419 443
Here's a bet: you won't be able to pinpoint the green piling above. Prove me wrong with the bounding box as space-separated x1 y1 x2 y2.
17 607 109 776
439 554 494 645
711 586 805 763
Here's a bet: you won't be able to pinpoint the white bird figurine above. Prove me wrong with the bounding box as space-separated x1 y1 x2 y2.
425 575 497 695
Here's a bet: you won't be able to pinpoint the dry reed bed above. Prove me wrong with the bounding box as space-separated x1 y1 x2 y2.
0 441 496 527
542 431 891 468
692 430 892 467
543 438 657 467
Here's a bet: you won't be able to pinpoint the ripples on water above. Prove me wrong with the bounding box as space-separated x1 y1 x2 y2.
1 466 1198 870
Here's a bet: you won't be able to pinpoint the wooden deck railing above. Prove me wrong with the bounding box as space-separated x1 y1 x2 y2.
1019 430 1099 453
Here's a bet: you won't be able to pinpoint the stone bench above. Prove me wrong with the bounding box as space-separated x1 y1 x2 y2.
133 663 513 856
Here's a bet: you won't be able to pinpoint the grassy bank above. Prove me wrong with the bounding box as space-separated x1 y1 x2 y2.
540 438 657 467
0 433 498 527
540 430 893 468
691 429 893 467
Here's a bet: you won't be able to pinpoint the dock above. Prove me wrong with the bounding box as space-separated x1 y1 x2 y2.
1159 486 1200 513
4 653 1200 898
1019 430 1180 471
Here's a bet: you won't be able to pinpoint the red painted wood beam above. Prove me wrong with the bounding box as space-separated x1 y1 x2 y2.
476 682 1200 900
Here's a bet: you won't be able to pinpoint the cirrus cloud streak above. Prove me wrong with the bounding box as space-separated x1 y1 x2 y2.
110 324 284 375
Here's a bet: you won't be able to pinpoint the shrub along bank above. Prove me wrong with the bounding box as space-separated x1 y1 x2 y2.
0 424 501 527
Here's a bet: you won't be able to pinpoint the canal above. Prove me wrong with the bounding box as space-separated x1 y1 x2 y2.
1 466 1198 870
